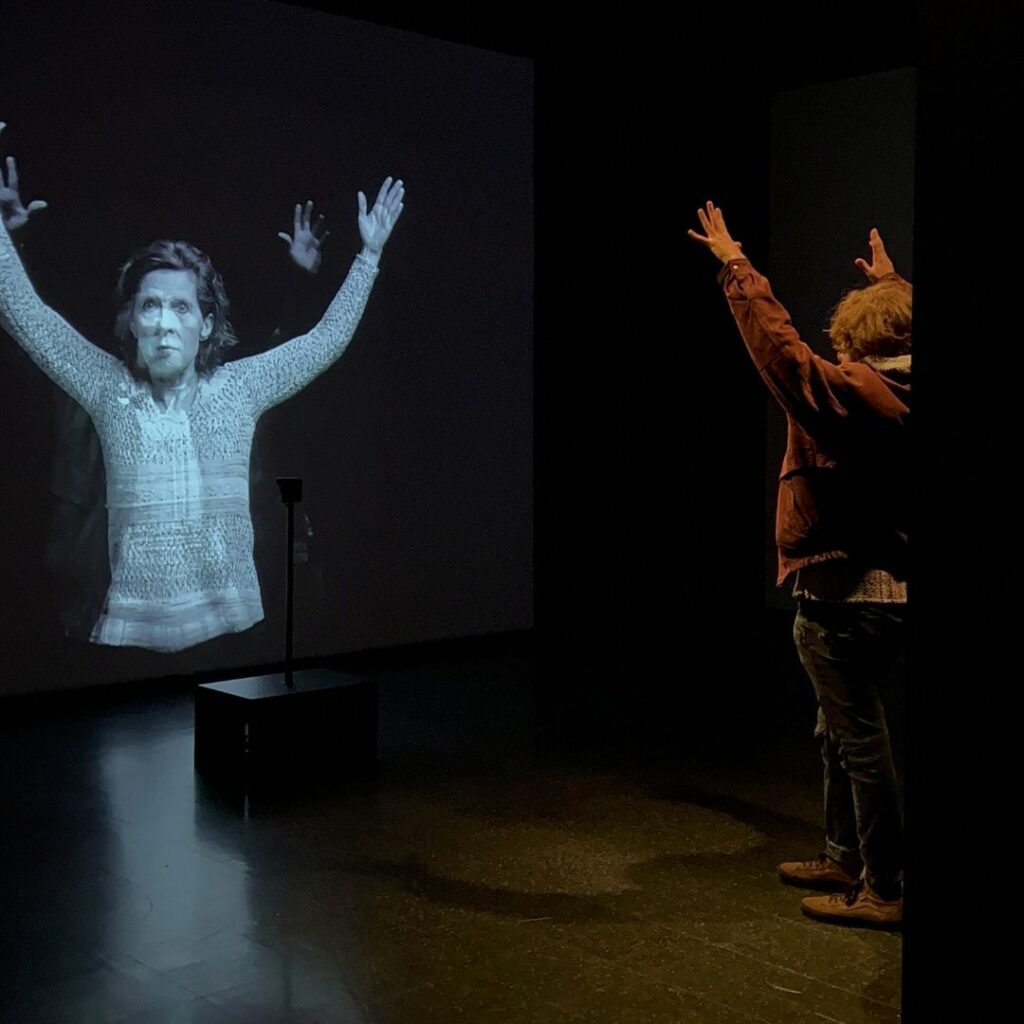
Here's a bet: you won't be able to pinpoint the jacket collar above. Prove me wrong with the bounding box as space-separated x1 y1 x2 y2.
863 354 911 377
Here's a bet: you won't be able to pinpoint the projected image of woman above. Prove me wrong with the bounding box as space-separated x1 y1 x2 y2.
0 123 404 653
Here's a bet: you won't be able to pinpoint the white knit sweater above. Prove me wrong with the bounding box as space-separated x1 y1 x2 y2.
1 220 377 651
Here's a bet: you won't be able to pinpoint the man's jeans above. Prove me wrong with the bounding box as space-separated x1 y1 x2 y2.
793 599 905 899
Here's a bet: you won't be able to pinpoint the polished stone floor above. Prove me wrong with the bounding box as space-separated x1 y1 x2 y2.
0 649 901 1023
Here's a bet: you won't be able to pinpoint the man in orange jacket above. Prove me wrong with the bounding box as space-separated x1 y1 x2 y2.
690 203 909 929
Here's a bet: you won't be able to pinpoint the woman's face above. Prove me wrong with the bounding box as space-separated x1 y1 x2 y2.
130 269 213 382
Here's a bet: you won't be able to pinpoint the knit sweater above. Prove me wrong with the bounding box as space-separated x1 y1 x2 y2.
1 220 377 651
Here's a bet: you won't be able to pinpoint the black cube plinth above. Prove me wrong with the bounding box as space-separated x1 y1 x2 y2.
194 668 377 790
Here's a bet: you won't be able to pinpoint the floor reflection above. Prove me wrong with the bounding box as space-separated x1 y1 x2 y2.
1 655 901 1023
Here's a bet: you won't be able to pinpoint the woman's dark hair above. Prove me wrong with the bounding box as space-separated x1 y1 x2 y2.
115 240 239 377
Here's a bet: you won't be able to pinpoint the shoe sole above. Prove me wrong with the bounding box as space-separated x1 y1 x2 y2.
800 902 902 931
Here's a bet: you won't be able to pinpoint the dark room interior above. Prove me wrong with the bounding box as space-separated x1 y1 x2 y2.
0 2 1015 1022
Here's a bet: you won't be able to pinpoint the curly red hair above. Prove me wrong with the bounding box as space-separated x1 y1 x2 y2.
827 277 912 361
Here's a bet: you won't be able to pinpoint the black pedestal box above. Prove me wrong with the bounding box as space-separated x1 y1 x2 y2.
194 668 378 790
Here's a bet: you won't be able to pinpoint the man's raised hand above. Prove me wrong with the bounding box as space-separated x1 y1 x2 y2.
854 228 896 283
687 201 744 263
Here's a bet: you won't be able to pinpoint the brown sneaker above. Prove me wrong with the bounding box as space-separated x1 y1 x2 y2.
778 854 861 891
800 881 902 930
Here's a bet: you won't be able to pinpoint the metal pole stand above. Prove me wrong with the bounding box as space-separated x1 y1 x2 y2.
275 476 302 688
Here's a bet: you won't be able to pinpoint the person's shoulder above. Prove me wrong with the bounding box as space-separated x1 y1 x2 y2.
109 364 147 407
206 359 266 408
841 357 911 416
833 358 891 393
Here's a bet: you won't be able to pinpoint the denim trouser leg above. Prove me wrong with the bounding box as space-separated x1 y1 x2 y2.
812 705 861 871
793 599 905 899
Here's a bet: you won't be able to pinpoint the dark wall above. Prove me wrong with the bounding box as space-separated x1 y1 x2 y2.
534 21 769 749
909 2 1015 1018
532 12 921 748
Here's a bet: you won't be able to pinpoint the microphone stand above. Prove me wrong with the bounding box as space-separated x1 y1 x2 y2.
276 477 303 688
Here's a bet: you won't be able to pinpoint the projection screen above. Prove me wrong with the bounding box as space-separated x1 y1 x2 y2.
0 0 533 694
